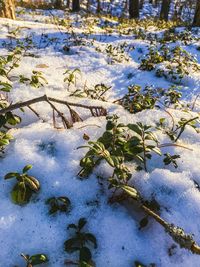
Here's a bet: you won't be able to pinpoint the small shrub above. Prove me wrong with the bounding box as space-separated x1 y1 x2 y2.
4 165 40 205
64 218 97 266
46 196 71 215
21 253 48 267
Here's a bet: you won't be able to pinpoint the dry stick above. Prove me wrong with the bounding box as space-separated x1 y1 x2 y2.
47 96 106 113
163 108 175 131
20 253 29 262
77 124 101 129
140 203 200 254
48 10 64 36
191 94 200 110
174 116 199 142
0 95 107 116
46 100 72 129
83 80 87 93
0 95 48 115
52 108 56 128
113 188 200 254
27 105 42 120
121 189 200 255
158 143 193 151
143 203 200 254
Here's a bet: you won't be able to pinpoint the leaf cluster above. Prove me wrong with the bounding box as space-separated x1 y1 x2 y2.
64 218 97 266
4 165 40 205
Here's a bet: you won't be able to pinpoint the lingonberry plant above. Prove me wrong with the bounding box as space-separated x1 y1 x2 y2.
63 68 81 90
19 70 48 88
0 97 21 153
78 115 200 255
163 153 181 169
71 83 111 101
159 116 199 142
46 196 71 215
79 115 161 178
115 84 183 114
20 253 49 267
64 218 97 266
4 165 40 205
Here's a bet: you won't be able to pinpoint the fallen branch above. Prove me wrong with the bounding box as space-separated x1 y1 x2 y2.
0 95 107 116
0 95 107 129
120 185 200 255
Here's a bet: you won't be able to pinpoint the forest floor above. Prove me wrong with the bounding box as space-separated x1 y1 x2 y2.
0 7 200 267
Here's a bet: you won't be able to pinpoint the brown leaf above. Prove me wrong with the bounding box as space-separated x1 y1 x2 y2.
35 64 49 69
83 133 90 140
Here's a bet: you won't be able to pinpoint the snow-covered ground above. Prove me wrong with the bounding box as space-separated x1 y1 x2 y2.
0 7 200 267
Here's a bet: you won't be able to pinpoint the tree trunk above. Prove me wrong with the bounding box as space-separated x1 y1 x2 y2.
86 0 90 11
66 0 70 8
193 0 200 26
96 0 101 13
160 0 171 21
54 0 63 9
129 0 139 19
153 0 159 7
72 0 80 11
139 0 144 9
0 0 16 19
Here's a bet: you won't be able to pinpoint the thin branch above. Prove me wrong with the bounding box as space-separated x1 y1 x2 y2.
158 143 193 151
191 94 200 111
0 95 48 115
120 188 200 255
77 124 101 129
46 99 72 129
27 105 42 120
0 95 107 116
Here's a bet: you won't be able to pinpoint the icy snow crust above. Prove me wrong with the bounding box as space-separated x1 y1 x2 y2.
0 8 200 267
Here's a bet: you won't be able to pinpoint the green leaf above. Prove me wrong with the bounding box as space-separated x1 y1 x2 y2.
85 233 97 249
120 185 140 200
106 120 115 130
79 247 92 263
80 261 93 267
105 156 115 167
78 218 87 230
135 261 146 267
23 164 33 173
6 112 21 126
64 238 80 253
151 147 162 155
127 124 142 135
139 217 149 230
4 172 18 179
0 115 7 127
11 182 31 205
24 175 40 191
0 139 10 146
0 82 12 92
29 254 49 265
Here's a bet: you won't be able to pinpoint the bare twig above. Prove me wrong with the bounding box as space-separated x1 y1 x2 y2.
119 187 200 255
27 105 42 120
77 124 101 129
158 143 193 151
0 94 107 117
191 94 200 111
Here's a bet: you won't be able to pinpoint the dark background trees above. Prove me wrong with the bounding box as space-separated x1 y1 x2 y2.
0 0 199 25
72 0 80 11
160 0 171 21
193 0 200 26
129 0 139 19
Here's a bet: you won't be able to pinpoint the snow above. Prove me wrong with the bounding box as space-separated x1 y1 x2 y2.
0 5 200 267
